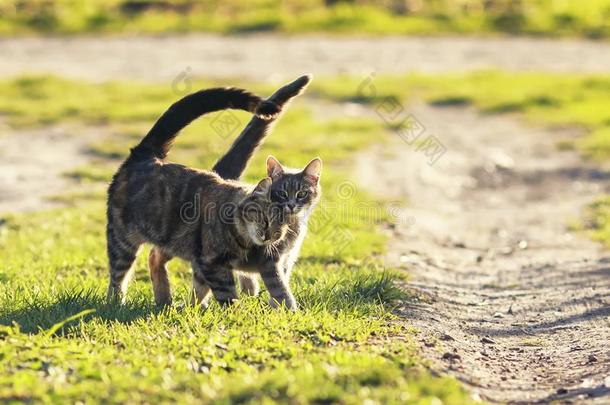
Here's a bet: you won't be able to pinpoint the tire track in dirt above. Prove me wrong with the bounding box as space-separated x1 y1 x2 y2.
356 102 610 403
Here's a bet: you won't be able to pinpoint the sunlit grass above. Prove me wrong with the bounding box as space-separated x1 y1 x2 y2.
6 67 610 400
0 76 216 128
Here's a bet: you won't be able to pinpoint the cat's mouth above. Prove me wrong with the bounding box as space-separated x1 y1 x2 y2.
253 233 283 247
283 206 298 214
258 235 282 246
246 225 271 246
252 236 271 246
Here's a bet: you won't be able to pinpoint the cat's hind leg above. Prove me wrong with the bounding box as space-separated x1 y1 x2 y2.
106 225 140 304
238 273 260 296
148 246 173 307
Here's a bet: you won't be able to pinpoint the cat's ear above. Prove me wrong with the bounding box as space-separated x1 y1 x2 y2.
266 155 284 178
253 177 272 196
303 157 322 185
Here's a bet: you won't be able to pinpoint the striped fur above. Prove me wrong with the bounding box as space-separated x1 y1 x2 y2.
106 87 299 308
235 156 322 301
205 75 319 302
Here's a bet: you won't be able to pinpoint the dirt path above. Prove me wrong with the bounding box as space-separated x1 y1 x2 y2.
0 124 102 213
356 102 610 403
2 35 610 82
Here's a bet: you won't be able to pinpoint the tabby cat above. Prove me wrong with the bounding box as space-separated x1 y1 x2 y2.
210 76 321 299
106 86 301 308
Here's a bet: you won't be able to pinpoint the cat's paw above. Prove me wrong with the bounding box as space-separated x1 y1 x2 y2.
239 276 260 297
269 296 298 311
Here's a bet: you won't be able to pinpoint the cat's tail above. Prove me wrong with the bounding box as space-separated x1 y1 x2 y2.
132 88 280 159
212 74 312 180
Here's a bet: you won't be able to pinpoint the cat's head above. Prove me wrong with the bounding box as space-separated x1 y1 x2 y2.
266 156 322 217
238 177 288 246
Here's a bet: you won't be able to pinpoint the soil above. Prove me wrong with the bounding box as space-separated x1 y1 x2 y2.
355 102 610 403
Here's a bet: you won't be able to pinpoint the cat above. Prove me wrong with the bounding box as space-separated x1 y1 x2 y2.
264 155 321 279
209 156 321 309
106 86 304 309
234 156 322 299
210 76 321 299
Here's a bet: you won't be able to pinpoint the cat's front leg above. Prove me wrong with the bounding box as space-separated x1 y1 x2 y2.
192 257 237 306
260 261 297 310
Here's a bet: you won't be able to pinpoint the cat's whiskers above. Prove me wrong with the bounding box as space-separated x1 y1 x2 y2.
285 227 298 238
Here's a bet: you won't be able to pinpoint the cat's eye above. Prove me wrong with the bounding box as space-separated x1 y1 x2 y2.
275 190 288 200
296 190 309 199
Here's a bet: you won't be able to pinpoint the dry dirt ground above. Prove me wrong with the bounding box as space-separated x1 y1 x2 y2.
356 102 610 403
1 35 609 403
2 35 610 82
0 123 103 213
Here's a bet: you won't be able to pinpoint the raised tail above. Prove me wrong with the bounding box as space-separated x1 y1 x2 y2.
132 87 280 160
212 74 312 180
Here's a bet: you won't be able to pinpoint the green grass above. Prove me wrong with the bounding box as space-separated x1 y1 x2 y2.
581 196 610 247
0 75 221 128
0 75 473 403
6 68 609 400
2 0 610 38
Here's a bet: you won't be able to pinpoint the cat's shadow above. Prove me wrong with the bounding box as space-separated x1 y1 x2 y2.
1 269 401 336
0 290 161 335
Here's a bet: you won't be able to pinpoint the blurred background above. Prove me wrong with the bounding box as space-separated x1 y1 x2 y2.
1 0 610 37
